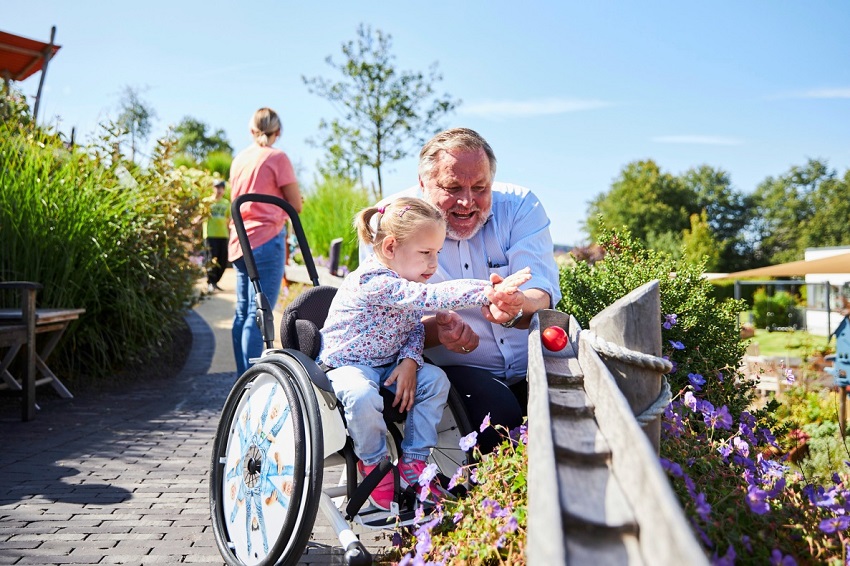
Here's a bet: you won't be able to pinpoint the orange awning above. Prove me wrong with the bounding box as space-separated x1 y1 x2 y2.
0 29 61 82
722 251 850 279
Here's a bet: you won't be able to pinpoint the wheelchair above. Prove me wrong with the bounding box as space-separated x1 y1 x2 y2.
209 194 474 566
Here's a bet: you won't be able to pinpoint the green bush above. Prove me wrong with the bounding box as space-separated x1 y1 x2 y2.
558 225 753 416
300 175 370 272
202 150 232 179
558 225 849 563
752 288 804 329
0 105 208 382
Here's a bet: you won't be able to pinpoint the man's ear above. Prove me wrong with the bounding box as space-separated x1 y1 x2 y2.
381 236 397 259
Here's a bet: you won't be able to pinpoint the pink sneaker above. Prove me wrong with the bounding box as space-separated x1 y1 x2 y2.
398 458 453 505
356 460 395 511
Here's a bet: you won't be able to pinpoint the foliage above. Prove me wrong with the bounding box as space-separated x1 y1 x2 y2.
582 160 769 273
115 84 157 163
302 23 459 200
0 87 32 127
560 224 850 563
202 150 233 179
584 159 693 245
752 288 803 329
662 388 850 565
559 224 752 416
751 159 848 265
173 116 233 163
682 211 721 272
300 176 370 272
0 106 208 382
388 421 527 565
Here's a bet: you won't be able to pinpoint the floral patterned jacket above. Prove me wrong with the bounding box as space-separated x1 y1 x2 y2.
318 256 490 369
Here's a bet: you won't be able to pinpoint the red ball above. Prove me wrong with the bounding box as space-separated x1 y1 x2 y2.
541 325 568 351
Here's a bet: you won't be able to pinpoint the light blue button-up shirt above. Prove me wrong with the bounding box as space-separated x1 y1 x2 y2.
360 182 562 384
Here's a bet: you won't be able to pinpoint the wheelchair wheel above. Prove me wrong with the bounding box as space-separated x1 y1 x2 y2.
210 356 323 566
392 385 473 481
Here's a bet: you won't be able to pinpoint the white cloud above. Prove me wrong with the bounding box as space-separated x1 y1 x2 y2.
459 97 612 119
798 88 850 99
651 135 743 146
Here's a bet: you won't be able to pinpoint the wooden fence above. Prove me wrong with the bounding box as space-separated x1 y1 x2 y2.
527 281 707 565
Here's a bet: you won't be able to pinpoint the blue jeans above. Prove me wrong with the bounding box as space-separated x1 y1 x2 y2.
232 232 285 376
327 362 450 465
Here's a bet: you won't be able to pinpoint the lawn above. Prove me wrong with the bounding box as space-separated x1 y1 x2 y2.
744 328 833 358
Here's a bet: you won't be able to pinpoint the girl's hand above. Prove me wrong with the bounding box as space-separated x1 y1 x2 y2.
385 358 418 413
493 267 531 294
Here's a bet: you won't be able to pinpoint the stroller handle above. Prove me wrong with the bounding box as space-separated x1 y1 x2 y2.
231 194 321 287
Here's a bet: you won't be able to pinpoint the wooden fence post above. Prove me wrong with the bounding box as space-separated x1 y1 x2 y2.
588 280 664 452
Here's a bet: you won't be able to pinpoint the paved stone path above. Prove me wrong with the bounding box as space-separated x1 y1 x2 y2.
0 272 394 565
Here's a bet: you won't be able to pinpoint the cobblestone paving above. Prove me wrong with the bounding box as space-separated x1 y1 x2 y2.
0 311 394 565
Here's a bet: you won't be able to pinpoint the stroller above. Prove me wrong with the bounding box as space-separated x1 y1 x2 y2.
209 194 473 566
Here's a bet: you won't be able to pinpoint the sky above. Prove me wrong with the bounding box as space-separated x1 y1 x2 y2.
4 1 850 246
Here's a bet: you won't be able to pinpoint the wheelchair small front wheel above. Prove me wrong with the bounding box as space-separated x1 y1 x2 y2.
210 360 319 565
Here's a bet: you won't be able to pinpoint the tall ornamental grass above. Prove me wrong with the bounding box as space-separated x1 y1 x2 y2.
0 113 209 382
299 175 370 272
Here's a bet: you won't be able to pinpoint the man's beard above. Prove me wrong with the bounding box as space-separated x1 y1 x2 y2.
443 207 489 241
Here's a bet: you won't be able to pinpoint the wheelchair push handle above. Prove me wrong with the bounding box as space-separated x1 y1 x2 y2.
231 193 321 287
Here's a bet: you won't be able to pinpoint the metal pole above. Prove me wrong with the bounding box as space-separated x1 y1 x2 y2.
32 26 56 123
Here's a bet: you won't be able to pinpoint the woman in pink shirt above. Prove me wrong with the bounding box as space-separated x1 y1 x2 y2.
228 107 303 375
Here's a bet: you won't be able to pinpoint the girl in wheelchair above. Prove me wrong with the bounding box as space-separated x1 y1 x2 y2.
318 197 531 512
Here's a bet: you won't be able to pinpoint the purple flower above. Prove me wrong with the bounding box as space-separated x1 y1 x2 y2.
693 491 711 521
684 391 698 411
717 444 732 460
713 544 736 566
716 371 725 383
785 368 795 384
660 458 684 478
479 412 491 432
705 405 733 430
770 549 797 566
391 532 402 547
417 462 439 487
482 498 503 519
500 515 519 533
459 431 478 451
663 313 678 330
688 373 705 391
447 467 463 490
453 511 463 524
746 485 770 515
733 437 750 458
669 340 685 350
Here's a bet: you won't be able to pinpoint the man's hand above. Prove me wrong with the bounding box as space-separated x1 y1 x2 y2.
435 310 479 354
384 358 417 412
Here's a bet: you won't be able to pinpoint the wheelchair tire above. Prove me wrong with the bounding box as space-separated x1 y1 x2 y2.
210 357 323 566
391 385 473 479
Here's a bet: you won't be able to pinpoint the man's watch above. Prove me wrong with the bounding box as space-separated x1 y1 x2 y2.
501 308 524 329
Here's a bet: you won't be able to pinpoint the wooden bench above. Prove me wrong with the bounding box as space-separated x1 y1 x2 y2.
0 282 85 420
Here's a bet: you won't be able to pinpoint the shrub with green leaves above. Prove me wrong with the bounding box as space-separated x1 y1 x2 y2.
558 225 753 416
0 104 208 382
752 287 803 329
559 225 850 563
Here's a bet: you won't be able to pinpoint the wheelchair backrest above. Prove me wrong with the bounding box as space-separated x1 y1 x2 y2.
280 285 338 360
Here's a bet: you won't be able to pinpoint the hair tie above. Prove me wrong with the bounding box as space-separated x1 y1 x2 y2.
397 206 411 218
377 206 386 214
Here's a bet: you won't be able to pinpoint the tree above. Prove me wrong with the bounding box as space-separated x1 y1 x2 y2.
173 116 233 162
116 85 156 163
751 159 833 263
681 165 755 272
302 24 459 199
584 160 696 245
681 211 721 271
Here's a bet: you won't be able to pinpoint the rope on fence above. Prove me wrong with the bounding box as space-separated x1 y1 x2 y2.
581 330 673 425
